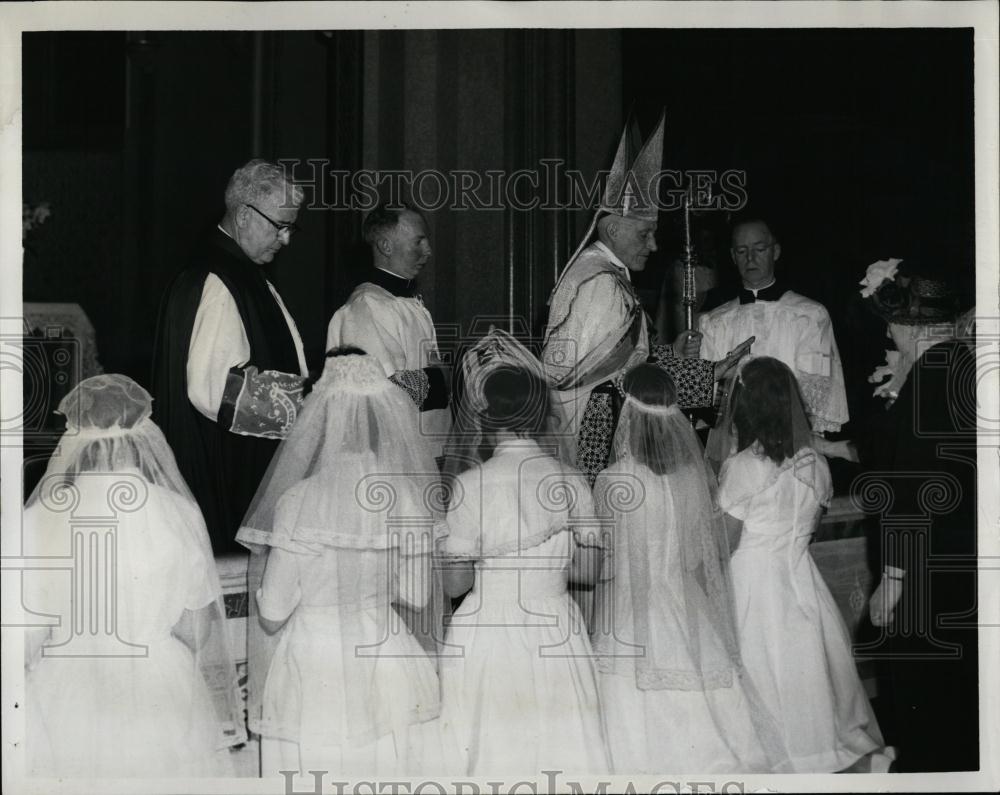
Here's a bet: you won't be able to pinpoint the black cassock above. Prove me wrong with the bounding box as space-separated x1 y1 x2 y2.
858 338 978 772
151 228 302 555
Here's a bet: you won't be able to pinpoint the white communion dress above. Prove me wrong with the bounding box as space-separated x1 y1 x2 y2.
440 439 611 776
248 465 445 778
593 459 786 774
24 480 238 777
719 445 889 772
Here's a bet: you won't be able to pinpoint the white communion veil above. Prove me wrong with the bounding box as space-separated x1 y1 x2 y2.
22 375 246 774
236 353 447 749
591 365 790 772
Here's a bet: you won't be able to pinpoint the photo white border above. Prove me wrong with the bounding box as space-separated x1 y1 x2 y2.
2 2 997 793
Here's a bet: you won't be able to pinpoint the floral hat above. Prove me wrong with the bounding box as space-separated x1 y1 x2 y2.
859 257 959 326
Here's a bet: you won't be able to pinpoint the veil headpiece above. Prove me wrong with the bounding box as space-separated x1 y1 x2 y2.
236 354 447 743
23 374 246 751
596 370 737 690
238 353 445 554
27 374 196 497
592 364 789 770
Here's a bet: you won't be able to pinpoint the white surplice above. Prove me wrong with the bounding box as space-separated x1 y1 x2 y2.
698 290 848 432
187 274 307 422
327 275 450 450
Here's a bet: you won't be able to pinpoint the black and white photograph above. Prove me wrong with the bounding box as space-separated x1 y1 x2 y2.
1 2 997 793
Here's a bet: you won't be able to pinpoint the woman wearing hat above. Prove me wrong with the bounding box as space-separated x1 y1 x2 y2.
818 259 978 772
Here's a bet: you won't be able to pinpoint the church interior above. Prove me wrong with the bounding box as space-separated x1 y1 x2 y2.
21 28 974 382
15 25 982 780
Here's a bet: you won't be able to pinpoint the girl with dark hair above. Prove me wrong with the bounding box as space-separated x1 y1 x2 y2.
439 363 610 775
717 357 891 772
732 356 807 464
592 363 789 773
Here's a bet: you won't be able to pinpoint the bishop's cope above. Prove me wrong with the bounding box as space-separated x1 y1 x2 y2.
541 113 752 485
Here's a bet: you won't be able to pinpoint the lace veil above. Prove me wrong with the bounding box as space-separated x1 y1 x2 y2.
236 354 447 745
22 375 246 752
592 363 789 771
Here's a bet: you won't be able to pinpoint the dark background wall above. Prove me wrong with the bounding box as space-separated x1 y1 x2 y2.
22 29 625 379
623 28 975 294
22 28 975 418
620 27 975 427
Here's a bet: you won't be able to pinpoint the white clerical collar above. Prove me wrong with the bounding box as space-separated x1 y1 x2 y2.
743 278 776 296
217 223 233 240
594 241 632 281
375 266 409 281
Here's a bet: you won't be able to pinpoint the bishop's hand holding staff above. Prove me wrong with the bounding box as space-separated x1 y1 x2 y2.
541 111 752 484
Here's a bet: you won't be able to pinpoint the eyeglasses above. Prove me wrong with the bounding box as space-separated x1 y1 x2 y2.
246 204 300 237
732 243 773 260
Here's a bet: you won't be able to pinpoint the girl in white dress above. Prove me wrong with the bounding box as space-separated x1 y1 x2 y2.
237 352 446 777
717 356 891 772
592 364 788 773
23 375 243 777
440 356 611 776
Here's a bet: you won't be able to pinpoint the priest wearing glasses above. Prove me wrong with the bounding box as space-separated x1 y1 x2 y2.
152 159 309 554
697 216 849 433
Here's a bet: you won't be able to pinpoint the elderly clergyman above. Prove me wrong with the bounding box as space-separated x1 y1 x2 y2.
152 159 309 553
542 113 750 483
326 203 451 452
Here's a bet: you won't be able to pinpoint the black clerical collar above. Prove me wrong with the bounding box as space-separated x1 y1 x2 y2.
212 225 254 265
369 267 417 298
739 280 788 304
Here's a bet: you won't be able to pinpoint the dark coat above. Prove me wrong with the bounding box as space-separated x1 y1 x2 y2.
858 338 978 772
151 228 300 554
